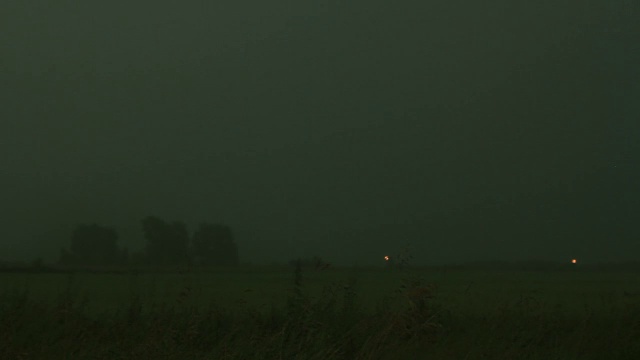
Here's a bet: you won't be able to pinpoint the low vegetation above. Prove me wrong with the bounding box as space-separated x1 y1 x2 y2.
1 262 639 359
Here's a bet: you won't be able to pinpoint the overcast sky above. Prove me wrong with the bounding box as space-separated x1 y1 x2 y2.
1 0 638 265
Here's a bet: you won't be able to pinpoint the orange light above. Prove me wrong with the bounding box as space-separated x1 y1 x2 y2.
384 255 390 261
571 259 577 264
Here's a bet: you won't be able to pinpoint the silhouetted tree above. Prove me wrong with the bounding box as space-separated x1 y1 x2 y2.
141 216 190 267
59 223 120 267
191 223 239 266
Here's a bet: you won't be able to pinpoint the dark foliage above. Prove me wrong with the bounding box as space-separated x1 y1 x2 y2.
59 223 126 267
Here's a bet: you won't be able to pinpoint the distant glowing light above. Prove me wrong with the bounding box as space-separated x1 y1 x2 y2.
571 259 577 264
384 255 390 261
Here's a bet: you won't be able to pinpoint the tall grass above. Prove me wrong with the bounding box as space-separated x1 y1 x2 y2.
0 262 442 360
1 264 639 359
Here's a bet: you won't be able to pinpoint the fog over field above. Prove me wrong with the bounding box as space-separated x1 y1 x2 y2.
1 0 638 266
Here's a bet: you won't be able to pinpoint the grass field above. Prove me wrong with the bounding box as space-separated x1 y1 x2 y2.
1 265 640 359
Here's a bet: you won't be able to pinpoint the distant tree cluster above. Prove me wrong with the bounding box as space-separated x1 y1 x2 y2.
58 216 239 269
59 223 127 267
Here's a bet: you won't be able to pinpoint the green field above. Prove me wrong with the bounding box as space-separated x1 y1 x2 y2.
2 266 640 359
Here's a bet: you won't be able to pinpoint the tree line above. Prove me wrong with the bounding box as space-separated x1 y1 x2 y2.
59 216 239 268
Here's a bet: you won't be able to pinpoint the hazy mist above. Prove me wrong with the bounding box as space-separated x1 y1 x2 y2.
1 0 638 266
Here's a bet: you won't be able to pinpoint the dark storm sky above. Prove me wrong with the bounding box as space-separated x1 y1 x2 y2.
1 0 638 265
